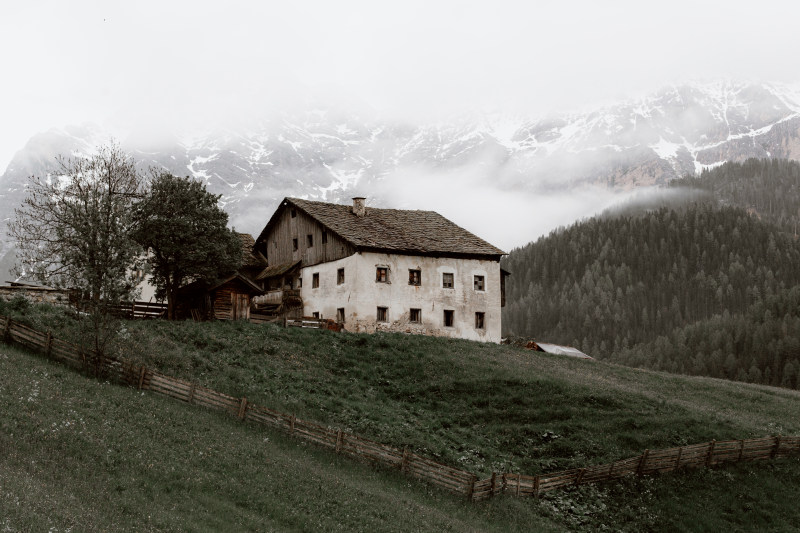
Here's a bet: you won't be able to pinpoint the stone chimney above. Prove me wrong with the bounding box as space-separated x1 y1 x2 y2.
352 197 366 217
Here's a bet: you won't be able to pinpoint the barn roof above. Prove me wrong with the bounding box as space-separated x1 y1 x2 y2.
255 260 301 281
532 342 593 359
237 233 266 268
256 197 505 258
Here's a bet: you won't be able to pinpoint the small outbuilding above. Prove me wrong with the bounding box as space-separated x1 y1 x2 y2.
174 233 266 321
177 273 264 321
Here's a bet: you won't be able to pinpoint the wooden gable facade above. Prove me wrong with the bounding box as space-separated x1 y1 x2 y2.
255 202 356 271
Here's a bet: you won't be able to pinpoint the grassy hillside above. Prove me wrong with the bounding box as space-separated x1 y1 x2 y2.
0 342 559 532
2 300 800 531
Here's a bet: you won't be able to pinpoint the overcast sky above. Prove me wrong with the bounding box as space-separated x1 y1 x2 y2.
2 0 800 176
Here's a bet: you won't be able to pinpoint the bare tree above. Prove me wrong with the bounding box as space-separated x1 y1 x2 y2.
10 143 144 353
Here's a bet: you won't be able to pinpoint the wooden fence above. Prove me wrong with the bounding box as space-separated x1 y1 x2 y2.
2 313 798 502
87 301 168 320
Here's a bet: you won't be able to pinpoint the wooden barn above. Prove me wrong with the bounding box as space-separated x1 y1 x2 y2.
177 273 263 321
175 233 266 321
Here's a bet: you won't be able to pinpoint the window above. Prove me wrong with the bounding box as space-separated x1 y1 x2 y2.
408 269 421 286
292 238 298 251
474 275 485 291
337 307 345 323
291 209 297 218
312 273 319 288
297 277 302 288
376 267 388 283
312 311 319 318
410 308 421 323
377 306 388 322
475 312 485 329
443 310 454 327
322 231 328 244
442 272 454 288
337 268 345 285
307 234 313 247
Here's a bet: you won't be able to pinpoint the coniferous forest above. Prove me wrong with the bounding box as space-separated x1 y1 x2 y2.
502 158 800 389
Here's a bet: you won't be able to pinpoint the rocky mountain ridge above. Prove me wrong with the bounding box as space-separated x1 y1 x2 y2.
2 80 800 277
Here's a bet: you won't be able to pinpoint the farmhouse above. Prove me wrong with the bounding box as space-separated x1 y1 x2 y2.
253 197 507 342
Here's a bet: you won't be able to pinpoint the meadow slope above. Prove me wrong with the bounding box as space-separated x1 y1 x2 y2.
2 300 800 531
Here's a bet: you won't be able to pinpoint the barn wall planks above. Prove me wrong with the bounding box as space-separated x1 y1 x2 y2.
258 206 356 269
1 313 799 503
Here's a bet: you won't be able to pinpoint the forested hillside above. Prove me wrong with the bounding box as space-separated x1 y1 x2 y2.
503 159 800 388
671 158 800 232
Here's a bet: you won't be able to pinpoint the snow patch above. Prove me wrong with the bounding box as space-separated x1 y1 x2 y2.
650 138 683 160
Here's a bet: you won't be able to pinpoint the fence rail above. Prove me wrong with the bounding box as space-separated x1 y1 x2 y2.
105 301 168 319
1 313 798 502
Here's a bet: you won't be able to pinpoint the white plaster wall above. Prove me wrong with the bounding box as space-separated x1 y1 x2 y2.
300 251 502 343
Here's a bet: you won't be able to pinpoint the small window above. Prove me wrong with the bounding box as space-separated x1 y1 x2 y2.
442 272 454 289
292 238 298 251
443 310 454 327
312 311 319 318
376 267 388 283
377 306 388 322
307 234 313 247
322 231 328 244
337 268 345 285
312 273 319 288
474 275 485 291
337 307 345 323
410 308 421 323
291 209 297 218
475 312 485 329
297 277 302 288
408 269 421 286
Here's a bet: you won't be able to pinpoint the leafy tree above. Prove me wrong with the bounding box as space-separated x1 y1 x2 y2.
9 143 144 353
132 173 242 319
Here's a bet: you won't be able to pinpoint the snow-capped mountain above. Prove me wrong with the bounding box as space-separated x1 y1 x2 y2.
1 80 800 277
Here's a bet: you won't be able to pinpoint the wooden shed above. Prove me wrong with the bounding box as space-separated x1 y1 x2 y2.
177 273 263 321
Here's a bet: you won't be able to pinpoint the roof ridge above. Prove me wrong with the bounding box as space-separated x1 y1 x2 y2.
273 196 505 257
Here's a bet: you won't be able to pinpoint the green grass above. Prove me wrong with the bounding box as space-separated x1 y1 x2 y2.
110 317 799 478
0 342 561 532
2 299 800 531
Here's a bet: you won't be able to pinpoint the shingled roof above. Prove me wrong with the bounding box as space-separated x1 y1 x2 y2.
258 197 505 258
237 233 265 268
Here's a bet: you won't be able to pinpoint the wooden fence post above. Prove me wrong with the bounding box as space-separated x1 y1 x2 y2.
706 440 716 467
238 397 248 420
45 331 53 358
771 435 782 458
738 439 745 462
283 316 288 328
137 366 147 390
575 468 586 486
335 429 343 452
501 473 507 493
188 383 196 404
675 446 683 470
466 474 476 501
490 472 496 496
3 317 11 342
290 414 296 434
637 449 649 476
516 474 521 496
533 475 540 499
401 447 410 472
